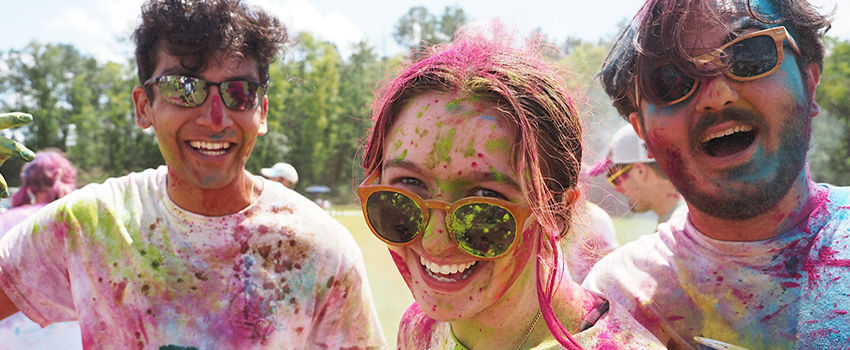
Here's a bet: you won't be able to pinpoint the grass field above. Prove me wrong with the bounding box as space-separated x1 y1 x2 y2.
331 211 658 348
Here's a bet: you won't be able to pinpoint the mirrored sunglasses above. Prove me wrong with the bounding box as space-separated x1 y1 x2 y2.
637 26 801 107
357 171 532 259
144 75 266 111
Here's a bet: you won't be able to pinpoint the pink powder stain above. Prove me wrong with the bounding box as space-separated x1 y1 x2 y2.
210 95 224 126
114 280 128 303
667 315 685 321
136 315 150 343
470 162 478 168
389 250 412 282
781 282 801 288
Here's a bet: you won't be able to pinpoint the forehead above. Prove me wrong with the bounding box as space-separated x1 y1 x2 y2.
386 92 516 159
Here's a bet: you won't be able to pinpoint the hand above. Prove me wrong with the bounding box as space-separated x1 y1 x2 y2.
0 113 36 198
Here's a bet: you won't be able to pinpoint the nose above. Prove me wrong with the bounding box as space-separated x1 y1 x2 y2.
419 209 457 257
692 75 739 113
196 86 233 131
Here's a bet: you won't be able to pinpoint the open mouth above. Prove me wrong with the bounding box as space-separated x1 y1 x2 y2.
188 141 232 156
420 256 479 283
700 125 757 158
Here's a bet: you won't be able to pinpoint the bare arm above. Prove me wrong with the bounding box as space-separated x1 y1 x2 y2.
0 285 20 320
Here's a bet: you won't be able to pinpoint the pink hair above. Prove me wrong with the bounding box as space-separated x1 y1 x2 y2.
362 23 585 348
11 150 77 207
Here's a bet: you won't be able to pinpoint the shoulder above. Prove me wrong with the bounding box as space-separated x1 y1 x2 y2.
574 296 667 349
398 303 444 349
582 230 678 310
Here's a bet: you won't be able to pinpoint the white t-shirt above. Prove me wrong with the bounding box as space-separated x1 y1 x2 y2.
0 166 386 350
562 202 620 283
396 294 665 349
584 184 850 350
0 204 83 350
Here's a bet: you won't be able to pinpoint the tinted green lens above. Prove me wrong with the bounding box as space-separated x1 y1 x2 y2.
159 76 207 107
365 191 423 243
450 202 517 258
650 64 697 103
726 35 778 78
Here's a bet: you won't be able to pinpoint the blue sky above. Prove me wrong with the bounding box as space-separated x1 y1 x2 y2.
1 0 845 63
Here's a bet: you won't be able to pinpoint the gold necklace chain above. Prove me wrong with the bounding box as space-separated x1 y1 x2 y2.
515 309 541 350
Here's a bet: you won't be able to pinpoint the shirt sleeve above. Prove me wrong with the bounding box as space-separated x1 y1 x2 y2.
307 223 387 349
0 202 77 327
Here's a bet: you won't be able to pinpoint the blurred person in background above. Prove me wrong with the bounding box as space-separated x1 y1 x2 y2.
261 162 298 188
586 125 685 225
0 150 82 350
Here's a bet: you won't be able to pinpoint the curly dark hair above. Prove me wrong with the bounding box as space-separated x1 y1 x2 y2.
599 0 833 118
133 0 289 90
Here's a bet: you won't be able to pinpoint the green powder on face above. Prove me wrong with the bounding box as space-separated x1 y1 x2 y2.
485 137 510 152
424 128 456 169
445 97 464 112
436 121 443 128
394 139 403 151
395 149 408 161
489 166 505 183
464 139 476 157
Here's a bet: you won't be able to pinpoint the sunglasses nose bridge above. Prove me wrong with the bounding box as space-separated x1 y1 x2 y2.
418 199 460 257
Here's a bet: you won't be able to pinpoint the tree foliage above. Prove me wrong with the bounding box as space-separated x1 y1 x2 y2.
392 6 466 51
810 37 850 185
0 7 846 202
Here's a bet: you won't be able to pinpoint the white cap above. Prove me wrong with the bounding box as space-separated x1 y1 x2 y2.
261 162 299 185
608 125 654 164
585 125 654 177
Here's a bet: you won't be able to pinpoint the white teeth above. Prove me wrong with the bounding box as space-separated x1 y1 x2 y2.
420 256 476 276
702 125 754 143
189 141 231 156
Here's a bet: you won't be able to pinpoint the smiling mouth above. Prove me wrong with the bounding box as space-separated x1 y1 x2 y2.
420 256 479 283
188 141 232 156
700 124 757 157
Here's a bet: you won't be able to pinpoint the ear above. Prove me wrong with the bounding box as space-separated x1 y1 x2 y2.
132 85 153 129
633 162 650 180
562 186 582 209
258 95 269 136
628 111 655 159
804 63 821 118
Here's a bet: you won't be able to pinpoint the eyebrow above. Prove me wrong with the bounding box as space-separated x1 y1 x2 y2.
384 159 522 190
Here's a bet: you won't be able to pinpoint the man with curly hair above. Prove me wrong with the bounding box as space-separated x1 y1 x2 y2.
0 1 386 348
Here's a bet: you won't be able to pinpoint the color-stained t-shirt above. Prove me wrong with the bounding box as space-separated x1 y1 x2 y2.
583 184 850 350
396 295 666 349
562 202 620 283
0 166 386 350
0 204 84 350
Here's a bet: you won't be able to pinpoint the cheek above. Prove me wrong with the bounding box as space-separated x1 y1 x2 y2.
388 248 413 283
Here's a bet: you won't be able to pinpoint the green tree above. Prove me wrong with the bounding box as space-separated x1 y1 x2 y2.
811 37 850 185
264 32 342 191
392 6 467 51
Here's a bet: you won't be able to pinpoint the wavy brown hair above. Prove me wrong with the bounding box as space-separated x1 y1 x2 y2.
133 0 289 91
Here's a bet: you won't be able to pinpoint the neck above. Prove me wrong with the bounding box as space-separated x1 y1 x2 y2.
688 172 821 241
166 170 260 216
450 257 600 349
